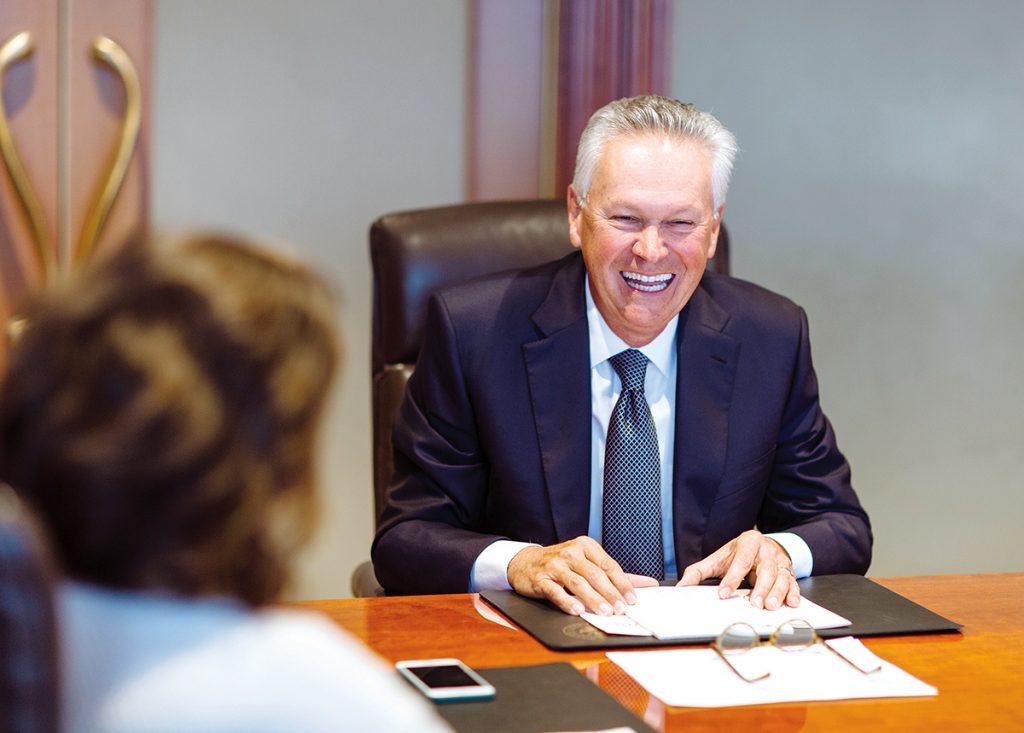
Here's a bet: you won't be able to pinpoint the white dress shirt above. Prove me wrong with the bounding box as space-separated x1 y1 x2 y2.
470 276 812 591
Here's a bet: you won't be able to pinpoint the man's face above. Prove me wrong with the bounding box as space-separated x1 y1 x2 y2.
568 133 721 347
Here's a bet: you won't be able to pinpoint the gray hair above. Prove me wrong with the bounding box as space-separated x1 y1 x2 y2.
572 95 738 215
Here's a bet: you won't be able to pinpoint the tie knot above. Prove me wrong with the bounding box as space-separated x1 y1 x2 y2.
609 349 648 391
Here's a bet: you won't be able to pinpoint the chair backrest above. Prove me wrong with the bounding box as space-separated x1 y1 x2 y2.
0 486 60 733
368 198 730 519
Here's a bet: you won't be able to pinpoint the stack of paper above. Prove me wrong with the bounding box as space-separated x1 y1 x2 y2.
606 638 937 707
582 585 850 640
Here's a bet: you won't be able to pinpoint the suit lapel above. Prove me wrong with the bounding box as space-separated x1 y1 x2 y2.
672 281 739 568
523 255 592 541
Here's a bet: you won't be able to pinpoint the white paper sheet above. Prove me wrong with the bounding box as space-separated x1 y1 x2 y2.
606 637 937 707
582 585 850 640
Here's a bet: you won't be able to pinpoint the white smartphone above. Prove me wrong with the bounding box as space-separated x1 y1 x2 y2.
395 658 496 702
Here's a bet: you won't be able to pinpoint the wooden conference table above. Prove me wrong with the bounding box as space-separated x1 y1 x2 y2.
292 573 1023 732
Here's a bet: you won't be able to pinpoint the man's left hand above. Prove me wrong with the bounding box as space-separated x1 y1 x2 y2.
676 530 800 610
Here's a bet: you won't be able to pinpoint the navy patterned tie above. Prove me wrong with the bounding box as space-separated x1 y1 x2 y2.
602 349 664 579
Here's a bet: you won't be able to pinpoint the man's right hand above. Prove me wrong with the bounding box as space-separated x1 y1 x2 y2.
506 536 659 616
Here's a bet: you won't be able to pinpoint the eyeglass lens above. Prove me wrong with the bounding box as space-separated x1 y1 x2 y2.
773 620 816 650
717 623 759 653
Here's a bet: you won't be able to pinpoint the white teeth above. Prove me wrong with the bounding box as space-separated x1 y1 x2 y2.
621 271 673 292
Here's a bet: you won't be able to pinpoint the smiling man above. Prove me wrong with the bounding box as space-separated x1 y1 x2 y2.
372 96 871 615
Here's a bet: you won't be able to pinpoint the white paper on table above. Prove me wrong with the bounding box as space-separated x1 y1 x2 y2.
606 637 937 708
579 612 653 636
582 586 850 640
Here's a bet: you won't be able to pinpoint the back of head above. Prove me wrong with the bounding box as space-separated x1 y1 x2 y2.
0 234 339 606
573 95 739 212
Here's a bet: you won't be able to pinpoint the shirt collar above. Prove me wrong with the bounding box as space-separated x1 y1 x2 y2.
585 274 678 378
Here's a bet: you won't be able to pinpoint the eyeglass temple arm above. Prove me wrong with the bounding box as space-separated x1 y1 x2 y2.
821 638 883 675
712 645 770 683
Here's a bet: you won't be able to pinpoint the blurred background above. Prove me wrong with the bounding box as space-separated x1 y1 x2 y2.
2 1 1021 599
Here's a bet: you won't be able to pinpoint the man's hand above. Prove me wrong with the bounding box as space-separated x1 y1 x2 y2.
507 536 659 616
676 530 800 610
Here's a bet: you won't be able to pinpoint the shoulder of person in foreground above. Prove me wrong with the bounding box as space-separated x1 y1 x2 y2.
240 608 457 733
67 603 455 733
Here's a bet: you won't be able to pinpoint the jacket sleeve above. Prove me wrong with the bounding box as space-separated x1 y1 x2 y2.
371 294 508 594
757 307 873 575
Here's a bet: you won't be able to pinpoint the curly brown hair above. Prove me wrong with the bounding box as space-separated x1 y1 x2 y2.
0 233 339 606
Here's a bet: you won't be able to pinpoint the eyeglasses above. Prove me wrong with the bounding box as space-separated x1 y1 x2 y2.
712 619 883 683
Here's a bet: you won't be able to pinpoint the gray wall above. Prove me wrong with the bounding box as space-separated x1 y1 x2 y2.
673 1 1024 575
152 0 467 598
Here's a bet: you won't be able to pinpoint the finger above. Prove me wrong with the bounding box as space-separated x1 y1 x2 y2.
534 577 587 616
559 566 621 616
575 562 632 614
762 566 793 611
677 551 724 587
624 573 660 588
784 569 801 607
753 538 795 610
586 547 639 610
676 563 703 587
718 537 759 599
748 562 777 610
619 573 659 605
547 541 624 615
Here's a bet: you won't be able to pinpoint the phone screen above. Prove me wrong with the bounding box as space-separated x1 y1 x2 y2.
406 664 479 689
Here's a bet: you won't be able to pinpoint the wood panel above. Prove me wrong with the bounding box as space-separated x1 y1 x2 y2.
468 0 546 200
0 0 149 370
0 0 59 341
67 0 150 265
554 0 671 193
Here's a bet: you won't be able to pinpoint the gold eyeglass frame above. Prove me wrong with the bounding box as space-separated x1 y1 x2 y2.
712 619 883 683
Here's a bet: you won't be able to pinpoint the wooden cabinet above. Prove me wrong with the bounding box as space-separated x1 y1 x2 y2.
0 0 150 367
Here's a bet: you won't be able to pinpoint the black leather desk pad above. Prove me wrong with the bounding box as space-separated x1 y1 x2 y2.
436 662 658 733
480 574 962 651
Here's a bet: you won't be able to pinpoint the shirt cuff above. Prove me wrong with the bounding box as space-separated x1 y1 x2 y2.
468 540 539 592
765 532 813 579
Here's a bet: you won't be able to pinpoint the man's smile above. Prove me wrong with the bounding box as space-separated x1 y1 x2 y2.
621 271 674 293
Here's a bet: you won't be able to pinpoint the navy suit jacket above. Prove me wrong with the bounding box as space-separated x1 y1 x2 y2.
372 252 871 594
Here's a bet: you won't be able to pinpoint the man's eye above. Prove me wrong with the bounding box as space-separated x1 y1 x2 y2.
611 215 640 225
668 220 695 228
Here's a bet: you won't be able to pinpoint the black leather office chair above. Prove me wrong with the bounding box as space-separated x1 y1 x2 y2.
0 485 60 733
352 199 730 597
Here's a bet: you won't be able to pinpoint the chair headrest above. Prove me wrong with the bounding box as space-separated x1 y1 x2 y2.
370 199 571 371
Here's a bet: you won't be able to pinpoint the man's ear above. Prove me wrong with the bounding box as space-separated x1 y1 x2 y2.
567 185 584 249
707 204 724 259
